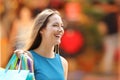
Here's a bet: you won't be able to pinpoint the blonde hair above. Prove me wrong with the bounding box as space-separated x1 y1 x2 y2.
23 9 60 51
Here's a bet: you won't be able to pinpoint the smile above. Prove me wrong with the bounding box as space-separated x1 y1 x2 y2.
55 34 62 38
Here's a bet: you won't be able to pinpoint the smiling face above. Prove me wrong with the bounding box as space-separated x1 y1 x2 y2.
40 14 64 45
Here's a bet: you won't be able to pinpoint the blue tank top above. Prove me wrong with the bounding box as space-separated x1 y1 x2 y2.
29 50 65 80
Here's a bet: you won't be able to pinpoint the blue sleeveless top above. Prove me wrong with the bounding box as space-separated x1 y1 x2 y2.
29 50 65 80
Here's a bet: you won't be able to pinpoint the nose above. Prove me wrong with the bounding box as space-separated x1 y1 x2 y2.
58 27 64 33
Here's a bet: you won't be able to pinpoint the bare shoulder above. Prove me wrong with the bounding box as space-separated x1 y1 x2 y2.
60 56 68 66
60 56 68 80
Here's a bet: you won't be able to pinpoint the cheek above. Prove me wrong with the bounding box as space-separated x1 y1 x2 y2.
45 29 55 37
41 29 51 38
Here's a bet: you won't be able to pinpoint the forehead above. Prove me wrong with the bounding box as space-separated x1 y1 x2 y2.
48 14 63 23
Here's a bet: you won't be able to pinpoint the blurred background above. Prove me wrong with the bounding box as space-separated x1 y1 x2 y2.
0 0 119 80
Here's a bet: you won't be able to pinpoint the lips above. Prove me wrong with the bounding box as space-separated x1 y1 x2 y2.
55 34 62 38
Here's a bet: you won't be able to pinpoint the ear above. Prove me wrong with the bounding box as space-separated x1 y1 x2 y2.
40 31 43 34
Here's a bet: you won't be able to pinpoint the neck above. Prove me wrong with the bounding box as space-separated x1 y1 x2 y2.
34 40 55 58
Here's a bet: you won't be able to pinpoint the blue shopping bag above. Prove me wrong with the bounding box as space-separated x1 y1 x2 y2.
0 53 35 80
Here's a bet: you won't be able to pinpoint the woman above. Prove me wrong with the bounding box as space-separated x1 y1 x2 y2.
16 9 68 80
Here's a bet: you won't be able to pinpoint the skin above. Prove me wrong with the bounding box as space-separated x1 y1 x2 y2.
34 14 68 80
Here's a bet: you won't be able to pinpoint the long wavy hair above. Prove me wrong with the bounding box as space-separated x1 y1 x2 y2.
23 9 60 52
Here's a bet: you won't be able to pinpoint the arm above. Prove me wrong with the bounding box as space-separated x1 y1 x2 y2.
60 56 68 80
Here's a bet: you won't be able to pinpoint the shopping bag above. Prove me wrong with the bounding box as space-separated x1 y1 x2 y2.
20 53 35 80
14 50 35 80
0 53 35 80
0 70 30 80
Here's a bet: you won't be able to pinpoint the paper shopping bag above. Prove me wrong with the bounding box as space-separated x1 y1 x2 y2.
0 53 35 80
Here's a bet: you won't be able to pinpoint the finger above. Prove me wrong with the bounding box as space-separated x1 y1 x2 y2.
14 49 24 58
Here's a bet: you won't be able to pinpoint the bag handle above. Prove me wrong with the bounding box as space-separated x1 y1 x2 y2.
5 54 18 72
20 52 34 72
5 50 34 73
5 53 28 73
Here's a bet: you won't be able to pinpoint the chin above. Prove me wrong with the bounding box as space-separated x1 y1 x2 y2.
55 40 61 45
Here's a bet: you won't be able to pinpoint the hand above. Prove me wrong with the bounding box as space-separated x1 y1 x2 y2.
14 49 24 58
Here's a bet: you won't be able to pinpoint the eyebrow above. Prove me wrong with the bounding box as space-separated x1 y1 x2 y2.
53 22 64 26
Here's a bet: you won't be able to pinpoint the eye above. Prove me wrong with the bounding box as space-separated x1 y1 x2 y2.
53 24 58 27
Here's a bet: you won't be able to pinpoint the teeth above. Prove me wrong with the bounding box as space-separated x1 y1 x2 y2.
55 35 61 38
56 36 60 37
